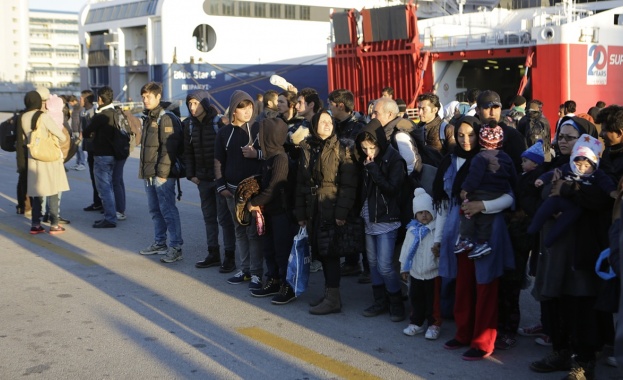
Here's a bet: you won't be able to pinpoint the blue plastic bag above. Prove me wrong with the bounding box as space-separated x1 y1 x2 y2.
286 227 311 296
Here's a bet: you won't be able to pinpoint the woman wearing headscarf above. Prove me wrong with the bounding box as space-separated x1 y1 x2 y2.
295 109 358 315
432 116 515 360
18 91 69 234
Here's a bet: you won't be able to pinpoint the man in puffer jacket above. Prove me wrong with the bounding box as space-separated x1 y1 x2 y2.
184 90 236 273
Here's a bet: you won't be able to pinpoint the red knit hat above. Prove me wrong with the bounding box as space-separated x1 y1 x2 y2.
479 123 504 150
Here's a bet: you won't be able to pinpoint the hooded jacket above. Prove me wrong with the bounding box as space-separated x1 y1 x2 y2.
356 120 407 224
215 90 262 192
248 118 290 215
383 116 421 174
183 90 220 181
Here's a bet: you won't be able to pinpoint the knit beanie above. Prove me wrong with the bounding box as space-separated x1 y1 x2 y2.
479 122 504 150
412 187 435 218
521 139 545 165
570 133 603 169
36 86 50 102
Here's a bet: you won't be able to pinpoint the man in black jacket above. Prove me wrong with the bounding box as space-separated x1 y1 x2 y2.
137 82 184 263
184 90 236 273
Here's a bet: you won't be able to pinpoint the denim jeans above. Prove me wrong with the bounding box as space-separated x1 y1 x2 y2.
31 194 59 226
94 156 117 224
145 177 183 248
75 142 86 166
366 229 401 293
113 158 126 214
225 195 263 277
87 153 101 207
42 191 62 216
198 180 235 252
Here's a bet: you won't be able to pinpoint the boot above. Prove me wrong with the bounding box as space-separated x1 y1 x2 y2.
309 287 328 307
309 287 341 315
219 250 236 273
362 285 388 317
195 246 221 268
388 290 406 322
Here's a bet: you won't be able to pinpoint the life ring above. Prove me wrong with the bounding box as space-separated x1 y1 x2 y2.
541 27 554 40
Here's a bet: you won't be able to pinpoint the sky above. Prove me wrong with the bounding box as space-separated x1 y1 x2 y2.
29 0 88 13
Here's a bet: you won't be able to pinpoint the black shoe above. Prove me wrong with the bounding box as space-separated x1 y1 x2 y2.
530 350 572 373
93 220 116 228
42 215 50 223
219 254 236 273
340 262 362 276
195 253 221 268
271 283 297 305
251 278 281 297
84 204 103 211
58 217 70 225
16 206 25 214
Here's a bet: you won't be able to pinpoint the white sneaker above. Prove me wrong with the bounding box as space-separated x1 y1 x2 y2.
75 164 86 171
403 324 425 336
116 212 126 221
425 325 441 340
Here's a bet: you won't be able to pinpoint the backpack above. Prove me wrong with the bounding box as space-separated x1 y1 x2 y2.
123 110 142 149
0 113 19 152
27 111 62 162
112 107 133 160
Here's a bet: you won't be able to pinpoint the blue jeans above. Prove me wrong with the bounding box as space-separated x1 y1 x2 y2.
94 156 117 224
75 142 86 166
32 195 59 226
226 195 263 277
113 158 126 214
145 177 183 248
366 229 401 293
198 180 235 252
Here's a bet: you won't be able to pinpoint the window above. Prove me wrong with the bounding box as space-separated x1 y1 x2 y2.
222 0 234 16
209 1 219 15
193 24 217 52
270 4 281 18
284 5 296 19
238 2 250 17
300 6 310 20
254 3 266 18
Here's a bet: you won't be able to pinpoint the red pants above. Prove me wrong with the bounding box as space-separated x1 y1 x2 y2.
453 253 499 353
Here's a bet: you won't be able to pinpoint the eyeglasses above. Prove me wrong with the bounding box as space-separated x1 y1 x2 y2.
558 134 579 142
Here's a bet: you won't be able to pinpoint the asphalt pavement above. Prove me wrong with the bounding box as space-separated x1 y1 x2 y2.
0 140 621 379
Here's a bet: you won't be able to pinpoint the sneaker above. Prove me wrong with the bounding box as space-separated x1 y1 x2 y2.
83 204 103 212
139 242 168 255
160 247 183 263
248 275 262 291
70 164 79 170
75 164 86 171
495 334 517 350
403 324 425 336
607 356 618 367
462 348 492 361
250 278 281 297
425 325 441 340
271 283 297 305
529 350 572 373
468 242 492 259
517 324 543 336
340 262 362 276
227 270 251 284
358 270 371 284
444 338 467 350
49 226 66 235
116 212 126 221
30 225 45 235
454 238 474 254
535 335 552 346
310 260 323 273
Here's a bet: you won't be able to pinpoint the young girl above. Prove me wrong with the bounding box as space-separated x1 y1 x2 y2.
400 188 441 339
356 119 407 322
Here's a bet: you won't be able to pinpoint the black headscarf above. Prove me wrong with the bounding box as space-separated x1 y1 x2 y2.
354 118 387 163
24 91 42 112
432 115 481 209
308 109 335 147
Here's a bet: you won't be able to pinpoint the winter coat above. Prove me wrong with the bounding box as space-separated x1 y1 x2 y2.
183 90 220 181
83 103 116 157
21 110 70 197
399 219 438 280
139 105 182 179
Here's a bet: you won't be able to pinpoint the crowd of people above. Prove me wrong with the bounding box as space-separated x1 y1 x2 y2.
13 82 623 379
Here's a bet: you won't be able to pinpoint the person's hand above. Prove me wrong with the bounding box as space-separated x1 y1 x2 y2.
534 179 543 187
247 203 261 212
401 272 409 282
364 155 374 165
431 243 441 257
287 84 298 93
298 220 307 227
220 189 233 198
460 190 468 200
462 200 485 218
336 219 345 226
191 177 200 185
241 145 258 158
610 190 619 199
155 176 167 185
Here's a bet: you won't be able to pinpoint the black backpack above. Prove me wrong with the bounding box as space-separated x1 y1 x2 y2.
112 107 132 160
0 113 19 152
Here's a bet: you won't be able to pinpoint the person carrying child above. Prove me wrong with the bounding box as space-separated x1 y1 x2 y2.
454 120 517 259
528 134 617 247
399 188 442 340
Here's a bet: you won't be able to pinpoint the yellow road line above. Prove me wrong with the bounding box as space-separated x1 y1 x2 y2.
238 327 381 380
0 222 98 266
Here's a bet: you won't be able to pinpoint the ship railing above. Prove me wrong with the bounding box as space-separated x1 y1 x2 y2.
422 29 533 50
